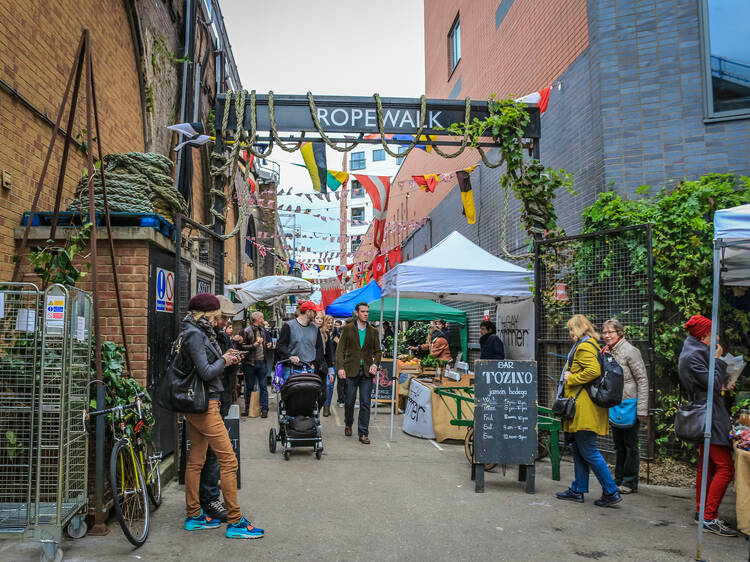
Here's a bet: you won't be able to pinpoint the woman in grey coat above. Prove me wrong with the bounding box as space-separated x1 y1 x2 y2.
677 314 735 537
601 319 648 494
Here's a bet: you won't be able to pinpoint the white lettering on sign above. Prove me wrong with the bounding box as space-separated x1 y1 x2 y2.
330 108 348 126
365 109 376 127
484 371 534 385
316 107 446 131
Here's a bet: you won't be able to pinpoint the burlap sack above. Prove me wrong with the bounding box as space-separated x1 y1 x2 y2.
249 390 261 418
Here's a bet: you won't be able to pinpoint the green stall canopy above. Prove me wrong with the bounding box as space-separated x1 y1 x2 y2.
368 297 468 361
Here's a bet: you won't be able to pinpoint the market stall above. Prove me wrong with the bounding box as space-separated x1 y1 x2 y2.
706 204 750 549
325 280 382 317
227 275 313 306
380 231 532 440
368 297 469 362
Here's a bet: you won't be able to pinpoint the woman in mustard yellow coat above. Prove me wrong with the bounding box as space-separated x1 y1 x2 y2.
555 315 622 507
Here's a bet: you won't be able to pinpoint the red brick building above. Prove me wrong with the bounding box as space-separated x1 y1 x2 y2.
0 2 284 454
354 0 750 265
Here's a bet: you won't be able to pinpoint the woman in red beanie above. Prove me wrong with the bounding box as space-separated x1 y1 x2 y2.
677 315 736 537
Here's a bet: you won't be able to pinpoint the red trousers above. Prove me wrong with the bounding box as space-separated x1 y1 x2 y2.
696 443 734 520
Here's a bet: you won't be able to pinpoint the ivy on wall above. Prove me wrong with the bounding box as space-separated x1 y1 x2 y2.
583 174 750 385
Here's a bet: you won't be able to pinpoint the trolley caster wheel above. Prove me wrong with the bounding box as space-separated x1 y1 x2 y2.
269 428 277 453
284 449 291 461
315 447 323 460
66 515 87 539
40 545 63 562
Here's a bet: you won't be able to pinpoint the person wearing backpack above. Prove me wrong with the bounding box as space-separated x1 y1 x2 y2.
602 319 648 495
555 314 622 508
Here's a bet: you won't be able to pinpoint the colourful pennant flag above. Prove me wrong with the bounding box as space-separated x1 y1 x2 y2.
300 141 328 193
353 174 391 251
327 170 349 191
456 168 476 225
412 174 440 193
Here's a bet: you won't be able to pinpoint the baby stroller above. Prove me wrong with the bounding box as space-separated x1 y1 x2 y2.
268 359 324 460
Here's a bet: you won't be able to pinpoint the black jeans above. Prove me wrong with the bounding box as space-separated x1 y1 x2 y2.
344 370 373 437
612 420 640 490
199 446 220 506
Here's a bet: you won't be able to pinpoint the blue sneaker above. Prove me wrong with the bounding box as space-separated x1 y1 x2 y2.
226 516 264 539
185 511 222 531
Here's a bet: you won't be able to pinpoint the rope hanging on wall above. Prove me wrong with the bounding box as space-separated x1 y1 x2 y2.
67 152 189 221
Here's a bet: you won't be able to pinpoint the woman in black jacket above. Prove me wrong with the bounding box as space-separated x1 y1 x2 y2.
479 320 505 360
179 294 264 539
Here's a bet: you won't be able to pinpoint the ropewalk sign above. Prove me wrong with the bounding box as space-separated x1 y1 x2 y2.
215 94 541 146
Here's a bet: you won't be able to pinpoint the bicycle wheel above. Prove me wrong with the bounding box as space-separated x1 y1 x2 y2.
110 439 150 547
143 442 162 509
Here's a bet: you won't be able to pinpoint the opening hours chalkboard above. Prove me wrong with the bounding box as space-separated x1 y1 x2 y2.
473 360 538 466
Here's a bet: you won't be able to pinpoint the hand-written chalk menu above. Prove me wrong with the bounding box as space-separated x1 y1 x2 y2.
473 360 537 465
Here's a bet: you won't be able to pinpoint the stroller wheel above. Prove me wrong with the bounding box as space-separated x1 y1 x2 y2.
284 449 291 461
315 446 323 460
268 428 277 453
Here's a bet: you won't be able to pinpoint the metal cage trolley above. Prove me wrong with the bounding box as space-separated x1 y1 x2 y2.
0 283 92 561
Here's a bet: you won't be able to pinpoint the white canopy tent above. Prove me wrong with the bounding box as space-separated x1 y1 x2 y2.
381 231 532 301
227 275 313 307
699 203 750 556
379 231 533 439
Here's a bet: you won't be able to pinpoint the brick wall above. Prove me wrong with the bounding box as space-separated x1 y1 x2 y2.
0 0 145 280
590 0 750 194
352 0 750 268
18 237 151 385
424 0 589 100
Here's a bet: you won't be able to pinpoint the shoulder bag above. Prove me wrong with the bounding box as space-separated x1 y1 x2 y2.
154 333 209 414
552 386 586 420
674 397 707 443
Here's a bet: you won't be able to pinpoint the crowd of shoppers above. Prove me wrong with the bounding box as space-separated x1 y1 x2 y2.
171 292 739 541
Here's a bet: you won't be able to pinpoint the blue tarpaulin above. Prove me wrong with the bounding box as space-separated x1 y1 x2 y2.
325 280 382 317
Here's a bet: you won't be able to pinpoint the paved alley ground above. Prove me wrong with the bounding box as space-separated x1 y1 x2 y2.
2 398 747 561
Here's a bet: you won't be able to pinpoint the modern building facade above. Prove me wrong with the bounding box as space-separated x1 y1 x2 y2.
351 0 750 362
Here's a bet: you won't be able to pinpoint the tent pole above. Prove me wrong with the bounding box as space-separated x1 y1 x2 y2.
696 240 721 560
390 290 400 442
375 296 384 417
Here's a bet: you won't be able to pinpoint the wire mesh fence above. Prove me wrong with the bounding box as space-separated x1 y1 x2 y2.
0 283 91 536
0 283 41 530
535 225 655 460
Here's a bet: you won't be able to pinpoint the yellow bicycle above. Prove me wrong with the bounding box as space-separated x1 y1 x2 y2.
84 392 162 547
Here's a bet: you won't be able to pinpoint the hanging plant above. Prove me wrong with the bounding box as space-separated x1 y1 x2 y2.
24 222 92 288
440 96 575 249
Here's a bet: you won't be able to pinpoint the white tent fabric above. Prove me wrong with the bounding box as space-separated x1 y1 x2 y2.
227 276 313 306
380 231 532 301
697 203 750 551
714 203 750 286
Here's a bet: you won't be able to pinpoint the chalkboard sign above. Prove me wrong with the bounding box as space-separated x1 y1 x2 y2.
473 360 537 465
371 358 395 401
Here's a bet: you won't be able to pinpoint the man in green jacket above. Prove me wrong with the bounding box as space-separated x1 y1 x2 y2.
336 302 381 444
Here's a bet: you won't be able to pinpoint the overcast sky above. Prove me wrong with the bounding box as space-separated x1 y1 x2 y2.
220 0 425 278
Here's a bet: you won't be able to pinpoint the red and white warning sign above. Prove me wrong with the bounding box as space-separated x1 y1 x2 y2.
554 283 568 301
156 267 174 313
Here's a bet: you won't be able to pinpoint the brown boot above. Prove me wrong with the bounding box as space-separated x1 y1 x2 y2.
345 426 352 436
322 406 330 417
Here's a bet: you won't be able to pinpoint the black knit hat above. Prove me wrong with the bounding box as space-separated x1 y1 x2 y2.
188 293 221 312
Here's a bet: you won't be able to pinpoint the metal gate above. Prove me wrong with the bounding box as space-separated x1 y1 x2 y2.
534 225 655 460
